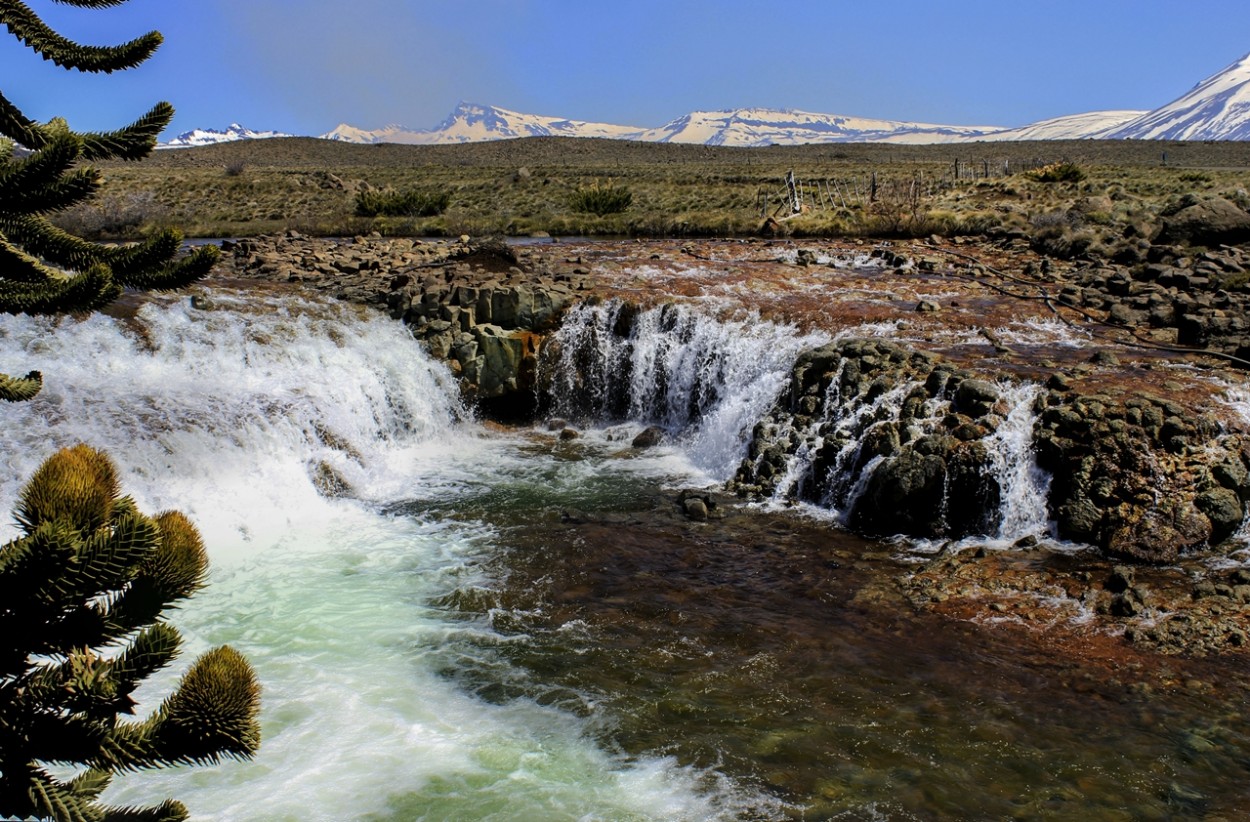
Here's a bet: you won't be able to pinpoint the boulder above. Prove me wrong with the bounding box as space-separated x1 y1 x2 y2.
1196 487 1245 544
1154 197 1250 247
632 426 664 448
472 324 529 397
953 379 999 418
852 448 948 537
683 496 710 521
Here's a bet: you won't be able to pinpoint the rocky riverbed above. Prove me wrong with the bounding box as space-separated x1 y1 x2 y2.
213 231 1250 657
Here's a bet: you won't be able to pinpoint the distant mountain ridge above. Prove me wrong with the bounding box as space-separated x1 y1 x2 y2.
317 102 1000 147
161 123 294 148
163 51 1250 148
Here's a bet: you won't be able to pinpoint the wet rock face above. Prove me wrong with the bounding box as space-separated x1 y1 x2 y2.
1036 391 1250 563
220 232 594 408
732 336 1250 563
730 339 1010 540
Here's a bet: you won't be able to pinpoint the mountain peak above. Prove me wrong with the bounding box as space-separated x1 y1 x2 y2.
165 50 1250 149
1104 52 1250 141
160 123 293 149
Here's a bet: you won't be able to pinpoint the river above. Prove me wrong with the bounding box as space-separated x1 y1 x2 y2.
2 286 1248 820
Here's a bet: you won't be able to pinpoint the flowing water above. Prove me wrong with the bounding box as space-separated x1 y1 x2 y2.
4 288 1250 821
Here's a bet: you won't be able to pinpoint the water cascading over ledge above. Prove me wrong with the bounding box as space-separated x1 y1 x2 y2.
539 300 831 479
537 298 1250 560
732 338 1052 543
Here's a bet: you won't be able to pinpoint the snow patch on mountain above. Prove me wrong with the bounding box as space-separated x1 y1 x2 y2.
1103 52 1250 140
975 110 1147 141
633 107 997 146
167 53 1250 148
322 103 641 145
161 123 293 148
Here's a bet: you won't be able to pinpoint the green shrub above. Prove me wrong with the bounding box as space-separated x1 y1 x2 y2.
1178 171 1213 185
569 180 633 216
1026 162 1086 183
355 188 451 218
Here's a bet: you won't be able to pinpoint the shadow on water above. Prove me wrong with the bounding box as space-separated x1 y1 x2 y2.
394 439 1250 821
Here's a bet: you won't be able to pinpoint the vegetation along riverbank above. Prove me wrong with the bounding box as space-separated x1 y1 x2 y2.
61 134 1250 816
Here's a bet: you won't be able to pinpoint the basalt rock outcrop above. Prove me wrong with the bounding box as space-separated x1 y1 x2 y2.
1033 241 1250 367
218 232 596 414
1034 387 1248 562
731 337 1250 563
217 235 1250 564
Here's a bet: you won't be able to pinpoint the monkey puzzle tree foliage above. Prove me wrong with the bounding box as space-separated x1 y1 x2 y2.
0 445 261 822
0 0 220 402
0 5 261 821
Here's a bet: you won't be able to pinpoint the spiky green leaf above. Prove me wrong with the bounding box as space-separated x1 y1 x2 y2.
0 368 40 400
0 2 162 73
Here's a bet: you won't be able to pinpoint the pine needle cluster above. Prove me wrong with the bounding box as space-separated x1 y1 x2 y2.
0 446 261 822
0 0 220 401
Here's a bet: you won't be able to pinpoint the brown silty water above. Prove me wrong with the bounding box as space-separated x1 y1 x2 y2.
217 236 1250 818
388 415 1250 821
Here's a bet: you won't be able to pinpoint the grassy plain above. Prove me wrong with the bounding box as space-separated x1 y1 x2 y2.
69 136 1250 247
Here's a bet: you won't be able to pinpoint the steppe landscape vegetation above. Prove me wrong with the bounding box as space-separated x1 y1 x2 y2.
60 136 1250 261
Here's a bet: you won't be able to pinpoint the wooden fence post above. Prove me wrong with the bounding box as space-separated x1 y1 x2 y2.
785 170 802 214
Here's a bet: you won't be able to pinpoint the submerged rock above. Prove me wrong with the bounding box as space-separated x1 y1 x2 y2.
632 425 664 448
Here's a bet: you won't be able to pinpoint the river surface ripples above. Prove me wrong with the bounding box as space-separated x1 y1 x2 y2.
2 288 1248 820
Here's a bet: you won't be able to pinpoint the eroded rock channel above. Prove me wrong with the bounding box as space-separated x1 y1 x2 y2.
216 232 1250 658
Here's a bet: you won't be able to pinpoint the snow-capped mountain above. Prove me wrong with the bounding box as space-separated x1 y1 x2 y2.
975 110 1147 141
319 102 996 146
1102 53 1250 140
321 102 641 145
166 52 1250 147
632 107 997 146
160 123 293 148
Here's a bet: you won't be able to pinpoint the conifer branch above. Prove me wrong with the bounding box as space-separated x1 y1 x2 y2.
0 1 161 73
0 368 40 400
0 260 120 314
79 102 173 161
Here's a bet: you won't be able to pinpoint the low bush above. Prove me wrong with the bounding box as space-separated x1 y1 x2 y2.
355 188 451 218
1026 162 1086 183
1178 171 1213 185
569 180 633 216
50 191 171 239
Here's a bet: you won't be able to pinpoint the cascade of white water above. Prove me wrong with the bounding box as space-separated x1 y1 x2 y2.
759 370 929 519
759 369 1052 541
0 289 781 821
0 291 468 550
984 383 1053 541
545 300 829 478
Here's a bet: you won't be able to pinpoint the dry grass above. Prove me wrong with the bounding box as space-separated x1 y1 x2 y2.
70 136 1250 244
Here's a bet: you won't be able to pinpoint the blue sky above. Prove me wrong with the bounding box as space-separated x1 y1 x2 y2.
5 0 1250 137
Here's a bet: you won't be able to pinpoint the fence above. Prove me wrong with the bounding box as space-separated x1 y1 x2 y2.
760 158 1059 219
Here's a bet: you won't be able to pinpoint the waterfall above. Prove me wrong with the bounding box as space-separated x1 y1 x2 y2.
542 300 1052 543
0 288 779 821
0 290 468 549
984 383 1053 542
543 300 830 478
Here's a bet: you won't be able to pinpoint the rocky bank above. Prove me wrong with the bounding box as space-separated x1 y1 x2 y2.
214 231 1250 654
